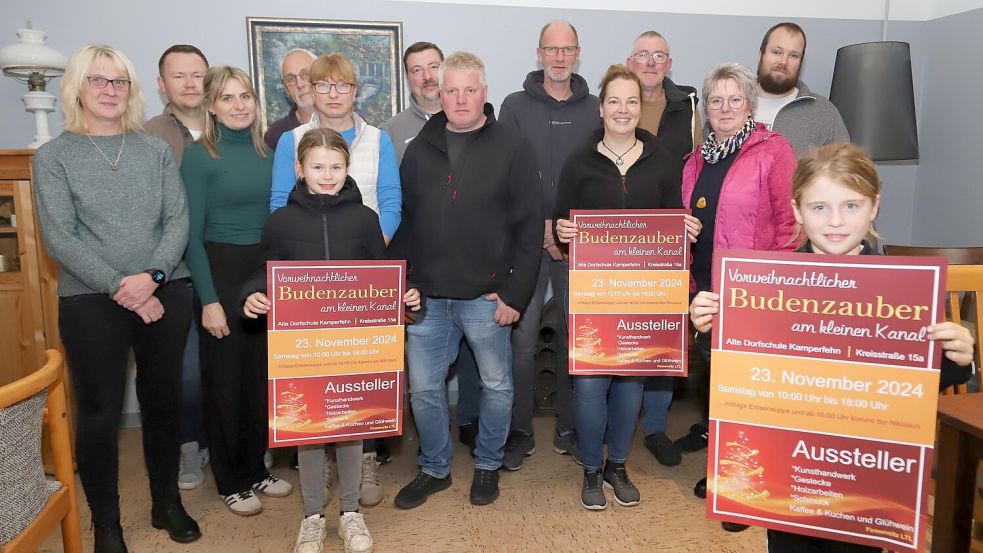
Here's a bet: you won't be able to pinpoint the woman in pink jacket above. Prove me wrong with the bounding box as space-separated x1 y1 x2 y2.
676 63 797 529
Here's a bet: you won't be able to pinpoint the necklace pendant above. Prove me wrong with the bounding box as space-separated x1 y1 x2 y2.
615 158 624 166
110 163 119 171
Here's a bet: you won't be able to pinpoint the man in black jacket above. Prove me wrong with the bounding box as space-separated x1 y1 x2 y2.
626 30 704 467
496 19 600 471
390 52 542 509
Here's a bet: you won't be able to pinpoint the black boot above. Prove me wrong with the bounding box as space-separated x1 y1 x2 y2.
151 501 202 543
93 521 127 553
694 477 707 499
722 521 750 532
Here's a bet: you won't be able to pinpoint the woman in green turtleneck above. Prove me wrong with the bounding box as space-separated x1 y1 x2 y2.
180 66 292 516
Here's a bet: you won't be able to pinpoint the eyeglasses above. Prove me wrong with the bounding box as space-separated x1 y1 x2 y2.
312 81 355 95
284 71 310 87
630 51 669 65
706 95 747 111
86 76 131 91
540 46 579 57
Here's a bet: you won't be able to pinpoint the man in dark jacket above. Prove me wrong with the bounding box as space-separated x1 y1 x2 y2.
496 19 600 471
626 31 702 161
263 48 317 151
626 30 703 467
390 52 542 509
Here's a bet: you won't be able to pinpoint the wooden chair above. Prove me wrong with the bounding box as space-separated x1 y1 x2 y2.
884 245 983 324
0 350 81 553
942 265 983 395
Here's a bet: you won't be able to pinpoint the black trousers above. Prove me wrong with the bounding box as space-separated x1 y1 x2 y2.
197 242 269 496
767 530 883 553
59 279 191 524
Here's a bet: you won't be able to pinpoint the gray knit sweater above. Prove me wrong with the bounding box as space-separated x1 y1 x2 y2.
33 131 190 297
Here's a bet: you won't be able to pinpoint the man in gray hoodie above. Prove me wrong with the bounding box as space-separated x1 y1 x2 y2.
754 21 850 156
496 19 600 471
382 42 445 163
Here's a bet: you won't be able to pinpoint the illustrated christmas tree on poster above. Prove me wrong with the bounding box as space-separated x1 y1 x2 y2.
715 429 769 501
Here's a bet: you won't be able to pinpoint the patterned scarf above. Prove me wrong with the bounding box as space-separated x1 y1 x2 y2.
701 117 756 164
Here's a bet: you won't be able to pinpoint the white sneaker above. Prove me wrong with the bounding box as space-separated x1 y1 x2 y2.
338 512 373 553
294 514 326 553
264 449 274 470
253 475 293 498
224 489 262 516
359 452 384 507
324 455 336 506
178 441 205 490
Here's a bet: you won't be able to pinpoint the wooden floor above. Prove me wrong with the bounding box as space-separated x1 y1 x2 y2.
41 400 766 553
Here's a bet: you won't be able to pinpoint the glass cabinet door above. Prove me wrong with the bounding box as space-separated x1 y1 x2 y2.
0 186 19 273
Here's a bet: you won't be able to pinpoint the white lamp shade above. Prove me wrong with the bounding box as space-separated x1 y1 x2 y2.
0 29 67 78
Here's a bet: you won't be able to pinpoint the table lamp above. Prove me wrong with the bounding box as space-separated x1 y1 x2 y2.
0 26 68 148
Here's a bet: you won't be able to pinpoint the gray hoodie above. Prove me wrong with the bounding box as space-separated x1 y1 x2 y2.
499 70 600 218
381 97 433 164
771 80 850 156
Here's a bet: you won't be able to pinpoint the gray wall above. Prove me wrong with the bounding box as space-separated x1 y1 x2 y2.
912 7 983 245
0 0 934 244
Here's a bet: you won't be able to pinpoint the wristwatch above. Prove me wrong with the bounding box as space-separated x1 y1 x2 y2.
145 269 166 284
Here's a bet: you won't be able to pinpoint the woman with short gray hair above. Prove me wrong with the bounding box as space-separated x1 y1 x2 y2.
679 63 797 532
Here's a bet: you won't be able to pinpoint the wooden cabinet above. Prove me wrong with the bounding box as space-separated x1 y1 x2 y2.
0 150 61 386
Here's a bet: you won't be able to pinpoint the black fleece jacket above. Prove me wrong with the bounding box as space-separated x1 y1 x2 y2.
552 127 683 236
241 177 386 300
388 103 542 312
499 70 601 217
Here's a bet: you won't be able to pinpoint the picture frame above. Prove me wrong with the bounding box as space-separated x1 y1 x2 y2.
246 17 404 130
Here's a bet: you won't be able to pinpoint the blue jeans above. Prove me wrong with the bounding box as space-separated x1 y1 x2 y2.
454 341 480 425
406 297 513 477
457 253 573 437
574 375 644 471
641 376 674 435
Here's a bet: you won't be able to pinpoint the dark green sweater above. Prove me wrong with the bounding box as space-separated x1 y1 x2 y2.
180 124 272 305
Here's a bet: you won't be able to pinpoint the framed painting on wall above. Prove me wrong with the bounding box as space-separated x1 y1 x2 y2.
246 17 404 130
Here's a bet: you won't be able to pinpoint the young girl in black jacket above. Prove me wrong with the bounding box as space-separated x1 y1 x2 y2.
241 128 420 553
690 143 974 552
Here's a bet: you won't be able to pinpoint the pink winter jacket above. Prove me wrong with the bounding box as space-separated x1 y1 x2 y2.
682 124 798 292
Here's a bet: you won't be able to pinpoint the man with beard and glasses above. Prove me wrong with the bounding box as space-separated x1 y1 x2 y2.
382 42 445 162
495 19 600 472
755 22 849 156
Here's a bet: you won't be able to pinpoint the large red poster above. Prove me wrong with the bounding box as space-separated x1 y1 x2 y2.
706 249 946 552
266 260 406 447
567 209 690 376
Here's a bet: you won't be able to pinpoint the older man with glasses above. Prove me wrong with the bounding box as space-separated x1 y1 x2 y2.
493 19 600 472
264 48 317 151
624 30 704 469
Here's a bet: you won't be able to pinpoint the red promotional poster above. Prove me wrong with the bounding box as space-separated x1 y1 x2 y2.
567 209 690 376
706 249 947 552
266 260 406 447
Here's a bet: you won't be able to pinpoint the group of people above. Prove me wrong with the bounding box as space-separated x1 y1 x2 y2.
30 16 975 553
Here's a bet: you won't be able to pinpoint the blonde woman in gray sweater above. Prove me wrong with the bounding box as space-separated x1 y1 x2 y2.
33 44 200 553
